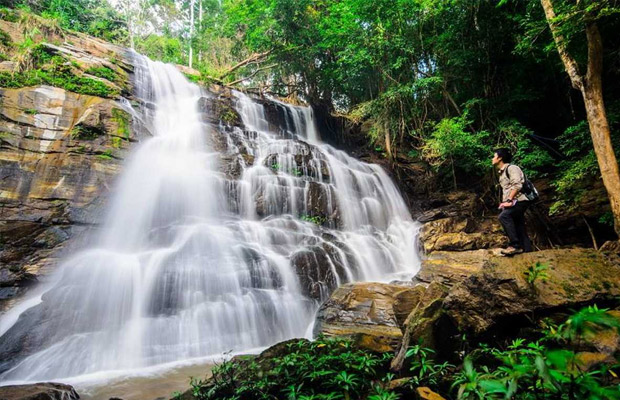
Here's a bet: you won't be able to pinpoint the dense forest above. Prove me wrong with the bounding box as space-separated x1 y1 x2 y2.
1 0 619 238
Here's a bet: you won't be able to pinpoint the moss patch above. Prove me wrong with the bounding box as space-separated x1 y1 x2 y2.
111 108 130 139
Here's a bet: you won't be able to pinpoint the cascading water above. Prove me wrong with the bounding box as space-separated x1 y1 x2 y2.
0 55 420 383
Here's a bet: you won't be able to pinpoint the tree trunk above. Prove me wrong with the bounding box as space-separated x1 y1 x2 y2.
540 0 620 237
581 72 620 236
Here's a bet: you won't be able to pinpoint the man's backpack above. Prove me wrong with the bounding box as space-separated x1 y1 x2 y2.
506 165 539 202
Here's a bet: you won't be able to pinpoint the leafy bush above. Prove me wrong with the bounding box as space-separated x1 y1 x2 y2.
550 108 620 216
453 305 620 400
496 120 555 179
422 112 491 189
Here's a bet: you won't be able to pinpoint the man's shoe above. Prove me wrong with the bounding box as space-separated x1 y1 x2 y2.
501 246 523 256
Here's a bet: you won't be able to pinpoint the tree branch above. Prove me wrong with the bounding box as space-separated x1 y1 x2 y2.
218 50 273 79
227 63 278 86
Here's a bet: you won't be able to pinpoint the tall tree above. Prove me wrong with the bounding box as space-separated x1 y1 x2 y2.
540 0 620 237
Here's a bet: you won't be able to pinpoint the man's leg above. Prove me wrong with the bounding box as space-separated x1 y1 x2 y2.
513 202 533 252
499 207 521 249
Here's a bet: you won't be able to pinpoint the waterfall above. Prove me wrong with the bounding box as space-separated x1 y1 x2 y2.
0 55 420 383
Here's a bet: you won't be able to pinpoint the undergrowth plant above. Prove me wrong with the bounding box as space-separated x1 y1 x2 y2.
524 262 550 287
453 305 620 399
187 306 620 400
190 336 392 400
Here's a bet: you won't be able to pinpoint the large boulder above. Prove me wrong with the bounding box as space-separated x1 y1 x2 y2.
419 217 505 253
313 282 447 352
0 382 79 400
415 249 489 286
442 248 620 335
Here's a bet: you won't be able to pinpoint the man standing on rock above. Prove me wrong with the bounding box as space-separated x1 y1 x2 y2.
492 148 533 255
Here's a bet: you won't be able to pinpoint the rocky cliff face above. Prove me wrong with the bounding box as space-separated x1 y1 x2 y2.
0 18 139 311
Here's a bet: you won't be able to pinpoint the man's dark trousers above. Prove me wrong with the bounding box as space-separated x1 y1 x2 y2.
499 201 532 252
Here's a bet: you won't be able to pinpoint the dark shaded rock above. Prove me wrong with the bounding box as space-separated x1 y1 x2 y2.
290 246 338 301
0 382 79 400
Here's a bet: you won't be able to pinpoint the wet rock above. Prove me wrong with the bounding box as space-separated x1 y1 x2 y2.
305 182 339 227
198 94 242 127
314 282 429 352
290 246 339 301
0 382 79 400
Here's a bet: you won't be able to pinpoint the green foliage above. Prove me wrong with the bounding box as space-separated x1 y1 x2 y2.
0 44 119 97
300 214 326 225
406 344 454 387
0 67 118 97
524 262 550 287
15 0 127 43
0 7 20 22
550 108 620 216
453 306 620 400
422 113 490 188
0 28 12 47
85 66 118 83
189 306 620 400
97 149 114 160
135 35 184 65
192 336 394 400
496 121 554 179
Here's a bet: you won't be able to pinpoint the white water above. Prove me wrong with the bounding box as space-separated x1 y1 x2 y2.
0 55 420 384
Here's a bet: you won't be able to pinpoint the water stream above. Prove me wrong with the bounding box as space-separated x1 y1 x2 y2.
0 54 420 386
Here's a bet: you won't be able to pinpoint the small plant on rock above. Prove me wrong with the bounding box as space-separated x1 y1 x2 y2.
524 262 549 287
